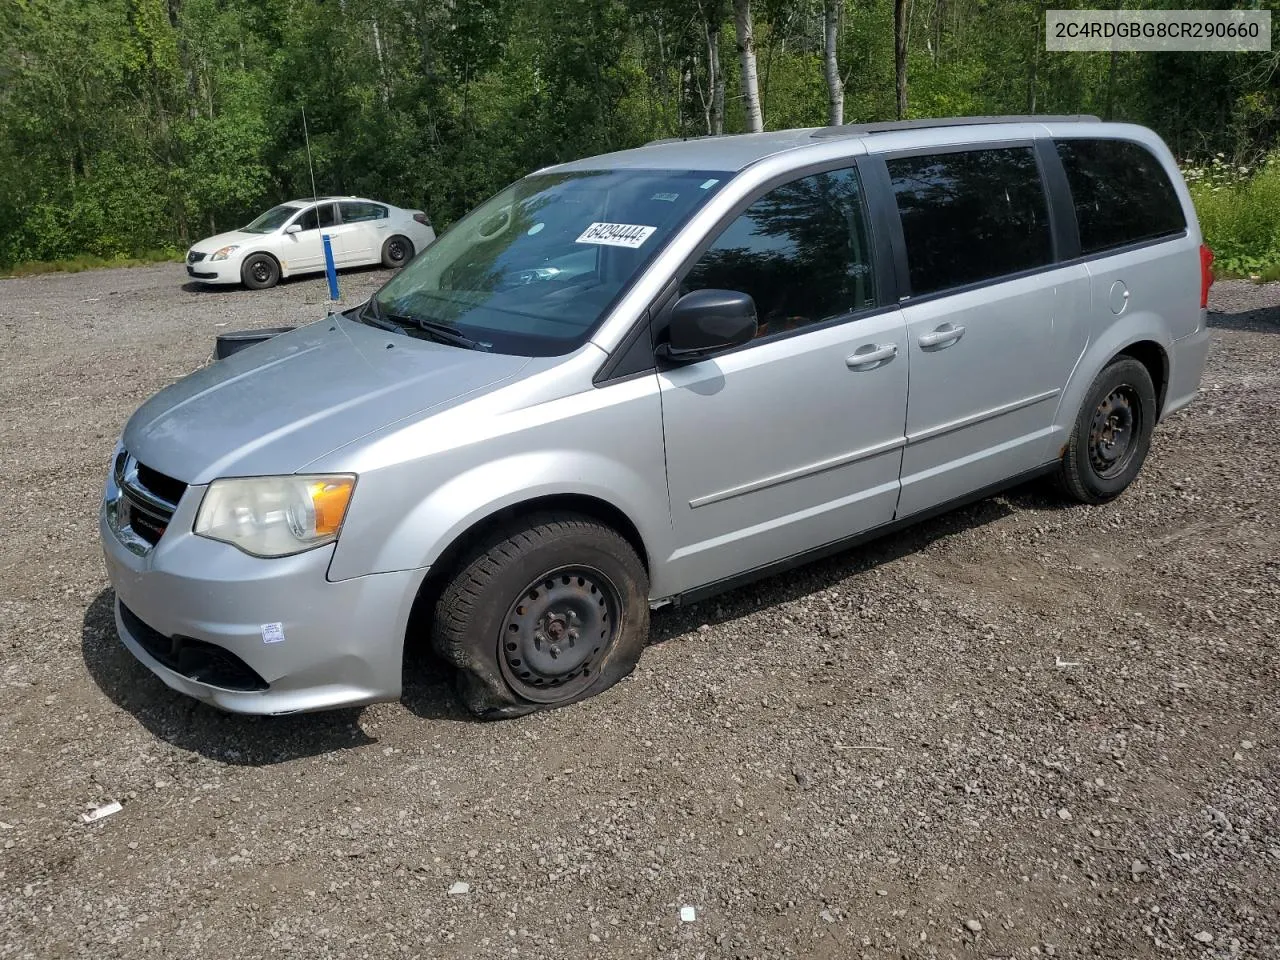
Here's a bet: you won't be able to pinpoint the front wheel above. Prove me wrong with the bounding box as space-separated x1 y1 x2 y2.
241 254 280 290
381 235 413 268
1058 356 1157 504
432 514 650 719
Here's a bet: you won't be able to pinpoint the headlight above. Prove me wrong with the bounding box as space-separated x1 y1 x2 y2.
194 475 355 557
210 245 240 261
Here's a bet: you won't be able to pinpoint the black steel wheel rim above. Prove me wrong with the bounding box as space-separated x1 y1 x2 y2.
388 239 406 262
497 565 621 704
1088 384 1142 479
250 259 271 283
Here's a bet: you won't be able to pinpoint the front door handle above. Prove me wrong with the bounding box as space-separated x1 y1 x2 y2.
846 343 899 371
918 323 966 349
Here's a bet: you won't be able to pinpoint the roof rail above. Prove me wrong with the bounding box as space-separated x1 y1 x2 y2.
810 114 1102 139
643 133 738 147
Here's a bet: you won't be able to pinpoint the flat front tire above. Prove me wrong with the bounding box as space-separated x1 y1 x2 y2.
1058 356 1157 504
432 513 650 719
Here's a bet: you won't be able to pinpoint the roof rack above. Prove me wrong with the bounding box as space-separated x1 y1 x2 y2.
810 114 1102 139
644 132 740 147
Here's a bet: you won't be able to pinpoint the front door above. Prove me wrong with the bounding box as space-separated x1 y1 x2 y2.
658 165 909 594
884 145 1089 517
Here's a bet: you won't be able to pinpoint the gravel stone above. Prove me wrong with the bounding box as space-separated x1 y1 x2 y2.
0 267 1277 958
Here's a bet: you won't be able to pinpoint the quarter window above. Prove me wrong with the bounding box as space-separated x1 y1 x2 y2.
888 147 1053 296
340 201 388 223
683 167 876 339
1055 138 1186 254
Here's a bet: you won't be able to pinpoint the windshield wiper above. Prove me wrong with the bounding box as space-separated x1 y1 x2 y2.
360 298 489 350
357 299 405 333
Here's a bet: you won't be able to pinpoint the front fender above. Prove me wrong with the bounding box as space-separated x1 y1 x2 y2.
353 452 672 587
322 365 675 594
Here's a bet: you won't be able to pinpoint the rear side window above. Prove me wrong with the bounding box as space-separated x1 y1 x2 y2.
683 166 876 339
1055 138 1186 254
887 147 1053 297
340 201 388 223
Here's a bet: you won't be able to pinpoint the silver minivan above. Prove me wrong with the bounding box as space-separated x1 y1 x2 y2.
100 116 1214 718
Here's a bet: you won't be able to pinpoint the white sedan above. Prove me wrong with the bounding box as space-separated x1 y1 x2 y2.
184 197 436 289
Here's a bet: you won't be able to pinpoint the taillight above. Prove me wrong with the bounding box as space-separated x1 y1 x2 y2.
1199 244 1214 308
413 212 431 226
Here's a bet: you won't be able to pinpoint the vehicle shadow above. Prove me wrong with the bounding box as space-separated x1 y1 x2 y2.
646 485 1049 645
82 588 379 765
83 480 1058 751
1207 303 1280 333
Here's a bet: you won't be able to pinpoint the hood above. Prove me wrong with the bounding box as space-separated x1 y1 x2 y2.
122 317 532 484
190 229 260 253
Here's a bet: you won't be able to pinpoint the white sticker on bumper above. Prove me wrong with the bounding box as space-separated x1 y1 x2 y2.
261 622 286 644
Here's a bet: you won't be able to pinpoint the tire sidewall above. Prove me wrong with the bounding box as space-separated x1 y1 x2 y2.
382 236 412 268
1071 357 1157 501
241 254 279 290
439 525 649 718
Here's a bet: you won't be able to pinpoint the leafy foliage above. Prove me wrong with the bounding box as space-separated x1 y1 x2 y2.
3 0 1280 268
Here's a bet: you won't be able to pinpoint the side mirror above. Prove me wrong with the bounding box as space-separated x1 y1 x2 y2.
284 223 302 235
656 289 758 363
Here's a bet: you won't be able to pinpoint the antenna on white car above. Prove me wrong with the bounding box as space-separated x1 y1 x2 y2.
301 104 319 205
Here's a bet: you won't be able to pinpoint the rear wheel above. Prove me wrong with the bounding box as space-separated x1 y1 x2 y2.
432 513 650 719
1058 356 1157 504
241 254 280 290
381 235 413 268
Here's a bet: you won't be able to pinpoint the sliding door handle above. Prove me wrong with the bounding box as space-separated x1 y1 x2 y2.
918 323 966 349
846 343 899 371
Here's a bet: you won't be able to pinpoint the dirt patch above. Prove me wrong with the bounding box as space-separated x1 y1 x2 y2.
1 265 1277 959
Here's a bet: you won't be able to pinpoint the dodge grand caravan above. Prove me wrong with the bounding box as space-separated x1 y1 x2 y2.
100 116 1213 719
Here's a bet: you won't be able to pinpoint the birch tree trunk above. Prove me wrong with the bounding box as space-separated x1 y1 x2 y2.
709 22 725 135
823 0 843 126
733 0 763 133
894 0 909 120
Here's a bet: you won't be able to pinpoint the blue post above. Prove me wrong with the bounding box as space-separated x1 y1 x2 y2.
322 233 339 302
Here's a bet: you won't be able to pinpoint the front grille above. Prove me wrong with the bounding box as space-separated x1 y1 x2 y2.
120 603 269 692
187 250 207 264
115 454 187 547
136 463 186 504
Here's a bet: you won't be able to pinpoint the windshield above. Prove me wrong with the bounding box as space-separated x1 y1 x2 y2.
243 204 302 234
370 169 729 356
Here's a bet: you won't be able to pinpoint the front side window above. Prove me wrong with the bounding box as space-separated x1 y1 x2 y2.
243 204 301 234
295 204 338 232
888 147 1053 297
682 166 876 339
341 201 387 223
1055 138 1186 255
370 170 728 356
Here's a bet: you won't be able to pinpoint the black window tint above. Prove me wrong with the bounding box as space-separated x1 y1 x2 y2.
295 204 338 231
341 201 387 223
888 147 1053 296
1055 139 1186 254
683 167 875 339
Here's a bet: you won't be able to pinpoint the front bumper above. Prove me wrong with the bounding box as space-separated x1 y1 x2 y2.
184 255 241 284
100 473 427 715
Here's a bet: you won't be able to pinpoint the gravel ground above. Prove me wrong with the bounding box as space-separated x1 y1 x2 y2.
0 264 1277 960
